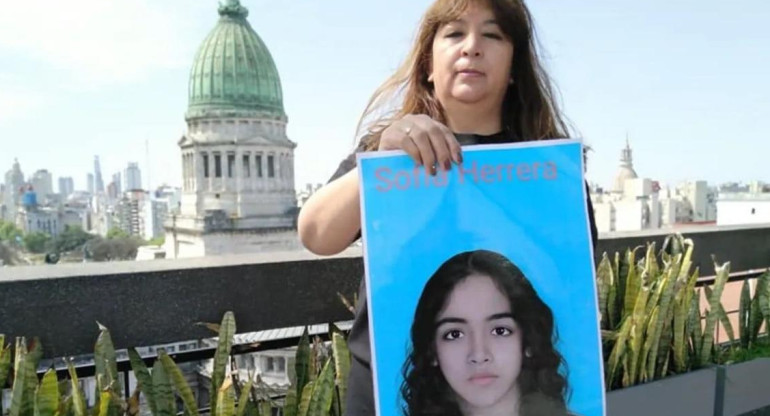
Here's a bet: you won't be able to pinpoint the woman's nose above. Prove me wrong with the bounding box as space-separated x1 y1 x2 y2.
461 33 483 57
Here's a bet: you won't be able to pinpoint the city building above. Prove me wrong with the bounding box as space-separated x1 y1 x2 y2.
124 162 142 192
3 159 25 222
717 181 770 226
58 177 75 199
164 0 299 259
86 173 95 194
31 169 54 204
93 156 105 194
15 186 61 237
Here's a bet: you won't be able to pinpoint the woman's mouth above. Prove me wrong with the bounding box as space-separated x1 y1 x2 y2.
457 69 484 77
469 373 498 386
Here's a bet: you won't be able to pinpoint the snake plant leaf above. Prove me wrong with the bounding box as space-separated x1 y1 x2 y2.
283 387 297 416
297 381 315 416
627 283 650 386
94 322 120 398
127 387 141 416
127 348 157 416
648 265 678 379
96 392 112 416
623 248 641 320
704 286 735 345
749 291 763 346
756 271 770 337
67 360 87 416
159 350 199 416
152 358 175 416
58 393 73 416
596 255 612 329
10 338 31 416
295 327 311 401
739 278 751 349
606 318 631 388
0 335 10 390
212 312 236 416
34 370 59 416
699 260 730 365
306 359 335 416
332 332 350 415
235 379 253 416
215 379 236 416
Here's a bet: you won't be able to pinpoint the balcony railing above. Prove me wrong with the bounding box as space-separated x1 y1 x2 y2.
1 223 769 414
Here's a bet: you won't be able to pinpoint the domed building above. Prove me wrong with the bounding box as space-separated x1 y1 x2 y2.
612 139 638 194
165 0 299 258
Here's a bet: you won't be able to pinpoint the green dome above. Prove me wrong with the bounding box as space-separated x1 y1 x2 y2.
187 0 284 120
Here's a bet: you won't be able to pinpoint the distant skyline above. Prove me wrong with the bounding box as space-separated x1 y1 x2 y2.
1 0 767 192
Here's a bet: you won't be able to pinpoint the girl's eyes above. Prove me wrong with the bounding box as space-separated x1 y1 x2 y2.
493 327 513 336
441 327 513 340
443 329 464 340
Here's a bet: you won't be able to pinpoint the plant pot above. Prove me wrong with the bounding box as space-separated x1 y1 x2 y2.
722 358 770 416
606 368 719 416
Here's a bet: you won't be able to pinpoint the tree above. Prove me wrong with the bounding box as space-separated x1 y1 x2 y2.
107 228 130 240
87 236 141 262
49 225 93 253
0 220 22 243
147 236 165 246
23 232 51 254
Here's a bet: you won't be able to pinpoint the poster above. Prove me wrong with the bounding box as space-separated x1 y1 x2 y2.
358 139 605 416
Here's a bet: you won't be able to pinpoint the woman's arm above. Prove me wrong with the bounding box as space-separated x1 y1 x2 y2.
298 168 361 256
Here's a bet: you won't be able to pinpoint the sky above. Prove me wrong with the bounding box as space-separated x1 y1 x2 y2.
0 0 767 193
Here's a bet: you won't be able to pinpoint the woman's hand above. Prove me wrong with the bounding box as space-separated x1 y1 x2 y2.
378 114 462 175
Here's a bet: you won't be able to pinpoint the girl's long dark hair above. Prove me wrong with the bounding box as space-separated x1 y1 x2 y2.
400 249 569 416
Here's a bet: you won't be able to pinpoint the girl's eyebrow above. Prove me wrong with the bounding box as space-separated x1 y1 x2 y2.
436 312 513 327
445 18 499 26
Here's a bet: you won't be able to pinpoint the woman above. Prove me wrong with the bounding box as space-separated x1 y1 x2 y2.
298 0 598 414
402 249 569 416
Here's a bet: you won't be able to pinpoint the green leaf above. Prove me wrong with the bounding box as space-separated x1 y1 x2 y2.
152 358 175 416
0 335 10 389
159 351 199 416
216 379 235 416
295 327 311 401
34 370 60 416
212 312 236 416
94 323 120 397
235 380 253 416
283 387 297 416
127 348 157 416
67 360 87 416
306 359 335 416
739 278 751 349
331 332 350 416
297 381 315 416
699 260 730 365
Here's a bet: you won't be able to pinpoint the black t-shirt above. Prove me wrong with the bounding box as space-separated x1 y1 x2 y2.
325 132 599 365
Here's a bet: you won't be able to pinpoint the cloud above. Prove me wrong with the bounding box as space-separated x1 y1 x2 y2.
0 0 199 87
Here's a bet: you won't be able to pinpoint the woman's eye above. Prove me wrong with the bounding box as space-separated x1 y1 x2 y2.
443 329 464 340
484 33 503 40
445 31 463 38
492 327 512 336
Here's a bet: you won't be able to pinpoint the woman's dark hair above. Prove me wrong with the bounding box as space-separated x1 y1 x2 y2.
400 249 569 416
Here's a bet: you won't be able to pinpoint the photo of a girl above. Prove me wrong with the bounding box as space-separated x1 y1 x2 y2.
401 249 571 416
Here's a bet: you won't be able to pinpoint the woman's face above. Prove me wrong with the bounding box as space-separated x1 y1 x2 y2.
434 273 523 413
429 3 514 110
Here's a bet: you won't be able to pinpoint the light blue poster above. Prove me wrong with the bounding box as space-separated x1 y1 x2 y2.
358 139 605 416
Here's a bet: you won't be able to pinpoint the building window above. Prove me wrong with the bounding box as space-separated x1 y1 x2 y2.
214 154 222 178
202 153 209 178
256 154 263 178
243 155 250 177
267 155 275 178
261 356 286 374
751 208 756 214
227 154 235 178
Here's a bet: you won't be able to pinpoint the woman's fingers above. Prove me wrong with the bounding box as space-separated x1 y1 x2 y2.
426 123 452 171
409 126 437 174
382 115 462 175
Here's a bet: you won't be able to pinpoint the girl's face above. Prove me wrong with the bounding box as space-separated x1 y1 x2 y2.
429 2 514 110
434 273 523 414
